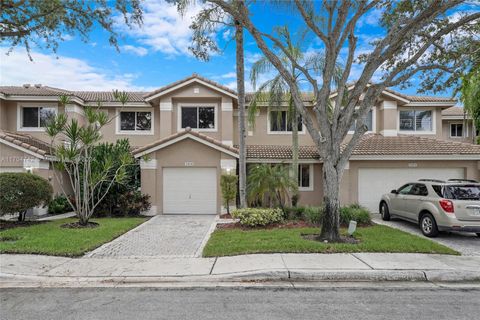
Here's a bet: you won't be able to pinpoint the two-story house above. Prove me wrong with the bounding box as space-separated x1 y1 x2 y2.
1 74 479 214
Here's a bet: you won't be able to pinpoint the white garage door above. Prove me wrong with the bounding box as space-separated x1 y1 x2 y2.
358 168 464 213
163 167 217 214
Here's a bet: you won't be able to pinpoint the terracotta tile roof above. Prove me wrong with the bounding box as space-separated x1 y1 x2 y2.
73 91 147 103
0 130 52 157
132 128 239 156
382 88 455 103
442 106 467 116
0 85 71 96
242 145 320 160
350 134 480 156
241 135 480 160
245 92 315 103
143 74 238 100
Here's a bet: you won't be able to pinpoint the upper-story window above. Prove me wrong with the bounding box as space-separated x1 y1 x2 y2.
349 109 374 132
450 123 464 137
269 110 303 133
17 103 57 131
180 105 216 131
116 109 153 135
399 109 433 132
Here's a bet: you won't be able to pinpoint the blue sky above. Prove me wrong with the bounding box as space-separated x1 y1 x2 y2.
0 0 473 98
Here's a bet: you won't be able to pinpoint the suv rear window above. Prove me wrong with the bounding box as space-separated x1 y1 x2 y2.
443 185 480 200
432 185 443 197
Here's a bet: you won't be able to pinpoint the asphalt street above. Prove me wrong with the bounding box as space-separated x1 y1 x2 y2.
1 286 479 320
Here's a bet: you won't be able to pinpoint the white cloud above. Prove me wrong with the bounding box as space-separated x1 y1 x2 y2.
117 0 205 56
357 8 383 28
0 47 153 91
121 45 148 56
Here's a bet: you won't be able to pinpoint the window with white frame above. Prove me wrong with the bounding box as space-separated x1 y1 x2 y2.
399 109 433 132
450 123 463 137
119 111 152 132
269 110 303 132
19 105 57 129
298 164 313 190
180 106 216 130
349 110 373 132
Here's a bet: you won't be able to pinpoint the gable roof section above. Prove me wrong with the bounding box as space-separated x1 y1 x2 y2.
132 128 239 158
0 130 52 159
143 74 238 101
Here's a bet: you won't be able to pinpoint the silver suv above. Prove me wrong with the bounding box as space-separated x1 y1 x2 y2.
379 179 480 237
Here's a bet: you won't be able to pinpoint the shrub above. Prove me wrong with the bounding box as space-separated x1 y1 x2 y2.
232 208 283 227
284 206 306 220
340 204 371 225
0 172 53 221
114 191 151 216
303 206 324 224
48 195 73 214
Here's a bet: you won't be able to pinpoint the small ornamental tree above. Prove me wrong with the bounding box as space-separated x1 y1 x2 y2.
220 174 238 215
46 93 133 226
0 172 53 221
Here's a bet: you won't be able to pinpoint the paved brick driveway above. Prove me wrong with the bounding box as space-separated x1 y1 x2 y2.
87 215 216 258
372 215 480 256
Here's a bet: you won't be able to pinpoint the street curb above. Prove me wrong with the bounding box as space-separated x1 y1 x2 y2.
2 269 479 288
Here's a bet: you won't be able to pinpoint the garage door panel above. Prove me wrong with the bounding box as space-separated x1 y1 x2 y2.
358 168 464 213
163 167 217 214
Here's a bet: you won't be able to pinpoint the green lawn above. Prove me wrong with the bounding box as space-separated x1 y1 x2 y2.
0 217 147 257
203 225 458 257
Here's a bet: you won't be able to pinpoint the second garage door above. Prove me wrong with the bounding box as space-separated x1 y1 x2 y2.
358 167 464 213
163 167 217 214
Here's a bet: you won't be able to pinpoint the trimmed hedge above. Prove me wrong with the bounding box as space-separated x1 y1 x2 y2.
285 204 371 226
232 208 283 227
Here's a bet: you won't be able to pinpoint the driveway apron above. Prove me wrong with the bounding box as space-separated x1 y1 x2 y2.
86 215 216 258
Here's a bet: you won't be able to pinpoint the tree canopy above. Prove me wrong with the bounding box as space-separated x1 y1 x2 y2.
0 0 143 57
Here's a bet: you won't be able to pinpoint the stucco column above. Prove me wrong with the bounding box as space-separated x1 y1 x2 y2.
339 161 352 205
221 97 233 146
65 104 85 125
140 158 158 216
380 100 398 136
159 98 172 138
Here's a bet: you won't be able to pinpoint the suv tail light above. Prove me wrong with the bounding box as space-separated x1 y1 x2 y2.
439 199 455 214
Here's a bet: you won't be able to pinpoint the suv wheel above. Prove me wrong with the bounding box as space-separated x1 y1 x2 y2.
380 202 390 221
420 213 439 237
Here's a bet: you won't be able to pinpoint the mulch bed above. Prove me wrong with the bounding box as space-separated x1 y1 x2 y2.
0 220 46 231
61 221 99 229
217 220 318 230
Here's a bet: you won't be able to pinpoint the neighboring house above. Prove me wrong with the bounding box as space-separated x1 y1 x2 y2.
441 106 476 144
1 75 479 214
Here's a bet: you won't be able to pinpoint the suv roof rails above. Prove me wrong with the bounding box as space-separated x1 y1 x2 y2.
447 179 479 183
418 179 445 183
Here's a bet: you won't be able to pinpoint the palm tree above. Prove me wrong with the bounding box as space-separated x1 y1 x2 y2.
247 164 297 212
249 27 340 203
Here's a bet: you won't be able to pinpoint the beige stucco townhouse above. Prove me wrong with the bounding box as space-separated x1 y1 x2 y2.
1 74 479 214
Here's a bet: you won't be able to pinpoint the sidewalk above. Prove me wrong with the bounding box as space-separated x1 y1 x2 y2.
1 253 479 287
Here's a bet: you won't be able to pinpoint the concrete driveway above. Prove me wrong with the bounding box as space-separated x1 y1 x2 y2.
372 214 480 256
87 215 217 258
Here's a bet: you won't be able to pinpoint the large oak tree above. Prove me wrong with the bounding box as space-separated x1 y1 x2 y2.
193 0 479 241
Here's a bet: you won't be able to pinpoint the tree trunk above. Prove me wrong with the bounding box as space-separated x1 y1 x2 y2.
235 13 247 208
291 106 299 206
320 161 341 241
